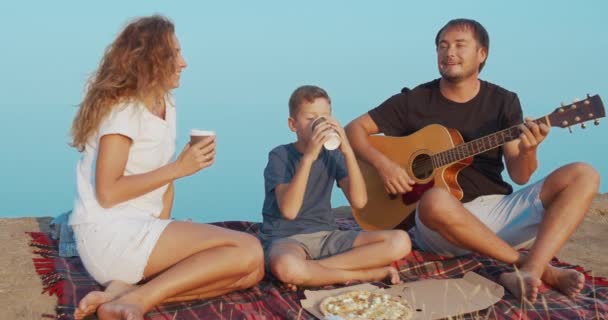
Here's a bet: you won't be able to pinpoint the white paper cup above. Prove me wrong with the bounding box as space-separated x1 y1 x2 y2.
311 117 341 150
190 129 216 145
323 132 341 150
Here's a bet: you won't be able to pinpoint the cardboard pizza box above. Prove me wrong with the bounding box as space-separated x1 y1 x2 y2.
300 271 504 320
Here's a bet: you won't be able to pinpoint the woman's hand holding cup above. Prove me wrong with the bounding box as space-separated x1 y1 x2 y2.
173 130 216 178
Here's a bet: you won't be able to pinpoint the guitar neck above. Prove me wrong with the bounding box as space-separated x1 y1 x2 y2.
432 116 548 168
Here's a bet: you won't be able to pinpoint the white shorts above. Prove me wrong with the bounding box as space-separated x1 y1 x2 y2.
412 179 545 257
72 209 172 286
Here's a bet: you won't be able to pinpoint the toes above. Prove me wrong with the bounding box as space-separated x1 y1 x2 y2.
528 285 540 303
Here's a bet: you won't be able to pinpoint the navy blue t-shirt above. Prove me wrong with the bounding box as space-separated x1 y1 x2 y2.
259 143 348 243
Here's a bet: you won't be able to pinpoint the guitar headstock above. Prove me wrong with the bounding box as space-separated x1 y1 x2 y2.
547 94 605 130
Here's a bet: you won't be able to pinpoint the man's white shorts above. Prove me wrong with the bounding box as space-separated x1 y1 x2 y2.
411 179 545 257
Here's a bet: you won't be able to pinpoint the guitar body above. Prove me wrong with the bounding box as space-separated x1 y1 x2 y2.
353 124 473 230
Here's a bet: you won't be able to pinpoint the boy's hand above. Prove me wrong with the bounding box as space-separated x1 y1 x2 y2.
324 117 352 154
304 118 333 160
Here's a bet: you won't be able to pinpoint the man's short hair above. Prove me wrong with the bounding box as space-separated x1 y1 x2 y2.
435 18 490 72
288 85 331 118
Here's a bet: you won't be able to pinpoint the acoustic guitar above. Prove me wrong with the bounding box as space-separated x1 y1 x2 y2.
353 94 605 230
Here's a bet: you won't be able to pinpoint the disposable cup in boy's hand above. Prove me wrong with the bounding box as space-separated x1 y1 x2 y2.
311 117 341 150
190 129 216 146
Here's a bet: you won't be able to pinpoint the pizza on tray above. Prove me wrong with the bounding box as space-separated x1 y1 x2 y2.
319 290 413 320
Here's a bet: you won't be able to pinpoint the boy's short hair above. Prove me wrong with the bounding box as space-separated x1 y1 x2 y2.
288 85 331 118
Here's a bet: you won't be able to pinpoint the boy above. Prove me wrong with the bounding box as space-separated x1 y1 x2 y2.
259 85 411 289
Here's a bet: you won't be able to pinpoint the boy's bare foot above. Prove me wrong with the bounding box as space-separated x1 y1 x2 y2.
74 281 135 319
499 270 542 303
542 266 585 297
385 266 402 284
97 301 144 320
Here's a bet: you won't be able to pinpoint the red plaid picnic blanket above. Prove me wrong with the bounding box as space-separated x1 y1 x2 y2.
29 218 608 319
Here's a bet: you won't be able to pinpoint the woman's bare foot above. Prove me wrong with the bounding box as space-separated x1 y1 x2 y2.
542 266 585 297
74 281 135 319
499 270 542 303
97 301 144 320
74 291 113 319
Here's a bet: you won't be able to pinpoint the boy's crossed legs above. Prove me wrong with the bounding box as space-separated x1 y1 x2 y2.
268 229 411 289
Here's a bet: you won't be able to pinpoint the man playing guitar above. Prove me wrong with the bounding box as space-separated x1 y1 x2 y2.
346 18 600 303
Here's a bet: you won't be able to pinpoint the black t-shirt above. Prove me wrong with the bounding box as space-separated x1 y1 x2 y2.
368 79 523 202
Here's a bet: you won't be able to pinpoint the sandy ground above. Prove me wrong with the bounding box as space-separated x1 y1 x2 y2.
1 194 607 319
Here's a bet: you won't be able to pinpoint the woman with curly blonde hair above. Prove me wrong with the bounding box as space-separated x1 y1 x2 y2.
69 15 263 319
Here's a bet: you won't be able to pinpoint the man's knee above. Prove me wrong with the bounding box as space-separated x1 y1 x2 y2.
569 162 600 189
544 162 600 200
418 188 461 229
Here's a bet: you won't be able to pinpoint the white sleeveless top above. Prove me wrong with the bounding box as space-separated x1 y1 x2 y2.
70 97 176 225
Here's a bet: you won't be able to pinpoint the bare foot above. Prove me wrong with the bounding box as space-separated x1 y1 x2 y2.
385 266 402 284
97 301 144 320
74 281 135 319
285 283 298 291
542 266 585 297
499 270 542 303
74 291 113 319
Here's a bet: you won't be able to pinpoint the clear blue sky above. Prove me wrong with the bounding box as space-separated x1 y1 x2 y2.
1 1 607 221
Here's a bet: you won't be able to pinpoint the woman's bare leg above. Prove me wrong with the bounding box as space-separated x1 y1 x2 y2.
95 221 264 319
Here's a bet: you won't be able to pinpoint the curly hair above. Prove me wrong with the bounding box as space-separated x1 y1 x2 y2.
70 15 177 151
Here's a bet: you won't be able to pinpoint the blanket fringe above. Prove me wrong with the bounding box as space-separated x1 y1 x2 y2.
27 232 65 298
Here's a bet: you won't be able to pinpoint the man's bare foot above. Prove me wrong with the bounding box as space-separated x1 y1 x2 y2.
499 270 542 303
542 266 585 297
74 281 135 319
97 301 144 320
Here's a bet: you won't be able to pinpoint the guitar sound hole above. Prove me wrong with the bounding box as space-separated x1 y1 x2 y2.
411 154 433 180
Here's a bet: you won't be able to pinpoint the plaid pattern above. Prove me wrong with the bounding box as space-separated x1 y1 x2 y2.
30 219 608 319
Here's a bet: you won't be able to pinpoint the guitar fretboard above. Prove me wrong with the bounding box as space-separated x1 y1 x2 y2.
431 117 547 168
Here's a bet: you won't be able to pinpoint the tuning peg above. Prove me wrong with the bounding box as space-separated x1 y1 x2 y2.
581 123 586 129
595 119 600 126
570 98 578 109
568 126 573 133
587 93 591 98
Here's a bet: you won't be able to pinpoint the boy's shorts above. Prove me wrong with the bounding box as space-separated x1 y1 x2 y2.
264 229 360 265
411 179 546 257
